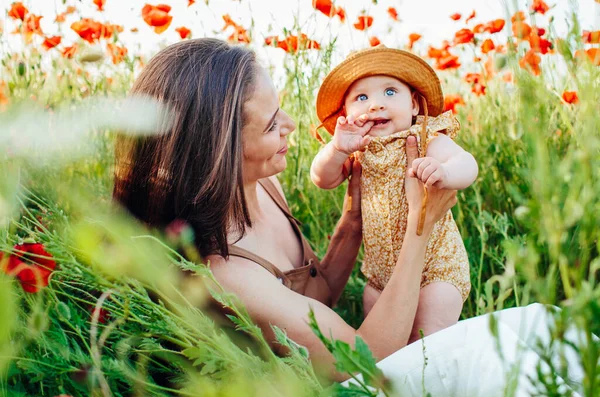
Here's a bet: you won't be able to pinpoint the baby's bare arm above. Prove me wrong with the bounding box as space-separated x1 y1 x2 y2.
310 142 349 189
409 134 478 190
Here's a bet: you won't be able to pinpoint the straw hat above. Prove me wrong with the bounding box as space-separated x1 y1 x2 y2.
316 45 444 135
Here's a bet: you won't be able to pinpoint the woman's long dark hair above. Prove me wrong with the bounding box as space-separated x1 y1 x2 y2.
113 38 257 258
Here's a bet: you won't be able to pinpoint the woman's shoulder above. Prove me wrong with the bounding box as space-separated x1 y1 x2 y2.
206 253 277 286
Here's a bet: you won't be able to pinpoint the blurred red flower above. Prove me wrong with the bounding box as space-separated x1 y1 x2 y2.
484 19 505 34
62 44 78 58
175 26 191 39
528 31 552 54
313 0 334 17
444 94 465 114
562 91 578 104
93 0 106 11
8 2 28 20
388 7 399 21
1 243 57 293
583 30 600 44
370 36 381 47
575 48 600 66
531 0 550 14
450 13 461 21
408 33 421 49
141 3 172 34
71 18 112 42
266 34 319 53
465 73 486 96
465 10 476 23
42 36 62 50
454 28 474 45
353 15 373 31
335 7 346 23
107 43 128 64
512 22 532 39
188 0 195 6
480 38 495 54
519 49 541 75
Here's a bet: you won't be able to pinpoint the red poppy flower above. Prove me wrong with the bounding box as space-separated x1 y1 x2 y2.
450 13 461 21
62 44 78 58
512 22 532 39
71 18 109 43
93 0 106 11
465 10 476 23
444 94 465 114
141 4 172 34
370 36 381 47
562 91 578 104
388 7 399 21
222 14 237 30
408 33 421 49
228 26 250 44
437 54 461 70
353 15 373 31
8 2 28 20
465 73 486 96
175 26 191 39
575 48 600 66
106 43 128 64
188 0 195 6
531 0 550 14
335 6 346 23
528 32 552 54
312 0 334 17
484 19 505 34
511 11 526 23
480 38 495 54
519 49 541 76
583 30 600 44
42 36 61 50
1 243 57 293
454 28 474 45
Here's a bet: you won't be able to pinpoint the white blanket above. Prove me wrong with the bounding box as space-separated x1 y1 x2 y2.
342 303 586 396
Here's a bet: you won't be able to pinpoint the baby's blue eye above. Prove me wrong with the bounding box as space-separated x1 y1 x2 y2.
385 88 396 96
357 94 368 101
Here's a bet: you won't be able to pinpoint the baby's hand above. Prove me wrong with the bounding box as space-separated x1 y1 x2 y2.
332 113 374 155
408 157 449 188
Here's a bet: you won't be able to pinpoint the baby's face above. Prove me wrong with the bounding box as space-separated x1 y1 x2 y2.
343 75 418 137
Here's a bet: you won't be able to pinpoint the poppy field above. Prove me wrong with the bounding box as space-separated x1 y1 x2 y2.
1 0 600 396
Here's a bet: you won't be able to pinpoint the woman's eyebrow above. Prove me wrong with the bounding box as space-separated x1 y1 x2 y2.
263 108 280 132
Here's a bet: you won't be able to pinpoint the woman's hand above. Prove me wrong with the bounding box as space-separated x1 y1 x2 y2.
405 136 457 234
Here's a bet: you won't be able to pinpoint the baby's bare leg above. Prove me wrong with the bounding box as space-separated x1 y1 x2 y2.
408 282 463 344
362 282 381 318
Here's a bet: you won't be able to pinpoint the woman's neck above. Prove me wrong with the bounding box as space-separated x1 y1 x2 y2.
243 180 263 222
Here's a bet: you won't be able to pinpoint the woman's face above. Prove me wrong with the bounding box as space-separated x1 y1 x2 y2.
242 67 296 183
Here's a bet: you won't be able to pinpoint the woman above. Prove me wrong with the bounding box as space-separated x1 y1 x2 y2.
114 38 584 394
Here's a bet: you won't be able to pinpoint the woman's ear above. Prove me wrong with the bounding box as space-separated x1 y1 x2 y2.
411 91 420 116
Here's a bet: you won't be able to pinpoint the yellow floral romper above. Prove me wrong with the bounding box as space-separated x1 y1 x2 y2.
356 110 471 301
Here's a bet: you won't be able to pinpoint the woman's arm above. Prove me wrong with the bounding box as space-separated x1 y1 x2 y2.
319 158 363 305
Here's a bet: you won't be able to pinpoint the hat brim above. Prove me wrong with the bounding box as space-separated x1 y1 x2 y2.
316 47 444 135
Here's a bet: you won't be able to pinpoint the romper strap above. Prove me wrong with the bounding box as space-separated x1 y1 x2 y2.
227 245 292 288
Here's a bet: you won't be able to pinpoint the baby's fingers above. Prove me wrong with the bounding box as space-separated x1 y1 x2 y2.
353 114 370 128
337 116 347 126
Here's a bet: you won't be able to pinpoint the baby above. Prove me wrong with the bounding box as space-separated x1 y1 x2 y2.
311 46 478 342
